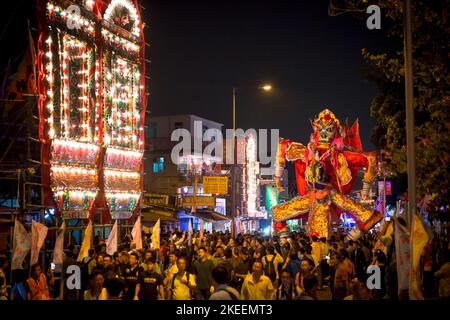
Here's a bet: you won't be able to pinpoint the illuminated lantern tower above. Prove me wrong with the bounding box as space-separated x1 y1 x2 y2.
37 0 146 220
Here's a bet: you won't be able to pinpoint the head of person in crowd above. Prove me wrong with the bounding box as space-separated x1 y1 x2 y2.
198 247 207 261
89 271 105 293
215 246 224 258
302 273 318 299
96 253 104 267
301 258 313 275
376 251 387 266
177 257 187 274
168 252 178 265
320 237 327 243
280 269 293 288
242 240 249 248
103 254 112 268
113 252 120 265
224 247 233 260
119 251 129 264
228 238 235 247
339 248 349 260
312 236 319 243
266 246 275 256
169 243 176 253
88 248 95 258
105 278 124 300
353 241 361 250
144 250 152 262
305 245 312 255
239 247 249 262
146 258 156 273
252 260 264 277
212 265 230 286
216 238 224 248
30 263 42 280
129 252 139 267
348 240 354 248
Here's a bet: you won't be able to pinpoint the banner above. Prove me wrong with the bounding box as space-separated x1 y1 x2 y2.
31 220 48 265
53 221 66 265
394 218 410 296
150 219 160 250
131 216 143 250
77 221 93 262
11 220 31 270
106 221 118 256
188 218 193 246
410 214 433 300
203 176 228 194
199 219 204 242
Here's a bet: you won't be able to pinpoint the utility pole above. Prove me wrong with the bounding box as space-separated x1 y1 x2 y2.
403 0 416 299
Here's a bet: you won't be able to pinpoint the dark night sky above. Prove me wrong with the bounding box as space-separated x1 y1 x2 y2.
141 0 389 149
1 0 390 149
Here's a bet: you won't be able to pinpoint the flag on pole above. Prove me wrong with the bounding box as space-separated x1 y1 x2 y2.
77 221 93 262
394 218 410 297
150 219 160 250
12 220 31 270
106 221 118 256
410 213 433 300
131 216 143 250
31 220 48 265
53 221 66 265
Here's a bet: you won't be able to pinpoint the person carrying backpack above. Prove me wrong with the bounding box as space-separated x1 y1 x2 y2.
262 246 283 287
209 265 241 300
167 257 196 300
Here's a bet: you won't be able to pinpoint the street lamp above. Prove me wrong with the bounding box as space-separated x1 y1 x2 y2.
231 84 272 238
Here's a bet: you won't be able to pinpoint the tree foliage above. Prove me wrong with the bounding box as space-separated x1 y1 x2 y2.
348 0 450 219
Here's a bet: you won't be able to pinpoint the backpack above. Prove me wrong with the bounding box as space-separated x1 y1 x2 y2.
217 287 239 300
264 255 277 282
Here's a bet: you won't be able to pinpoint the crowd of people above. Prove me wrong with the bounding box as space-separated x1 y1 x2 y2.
1 228 450 301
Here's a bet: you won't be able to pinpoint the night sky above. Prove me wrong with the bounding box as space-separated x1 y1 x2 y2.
0 0 390 149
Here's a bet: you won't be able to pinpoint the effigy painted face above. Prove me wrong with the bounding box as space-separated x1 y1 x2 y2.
312 109 340 148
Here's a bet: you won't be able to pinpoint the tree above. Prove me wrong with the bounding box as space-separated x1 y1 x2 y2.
338 0 450 220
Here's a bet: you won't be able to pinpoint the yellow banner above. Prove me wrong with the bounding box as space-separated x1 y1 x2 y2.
203 176 228 194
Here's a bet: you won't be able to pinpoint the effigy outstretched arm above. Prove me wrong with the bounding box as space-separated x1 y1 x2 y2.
274 138 306 193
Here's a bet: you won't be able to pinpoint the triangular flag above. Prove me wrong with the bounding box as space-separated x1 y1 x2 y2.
53 221 66 265
131 216 142 250
106 221 118 256
31 220 48 265
77 221 93 262
150 219 160 250
11 220 31 270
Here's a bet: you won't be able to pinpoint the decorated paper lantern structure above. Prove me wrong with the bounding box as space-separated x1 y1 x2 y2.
38 0 146 219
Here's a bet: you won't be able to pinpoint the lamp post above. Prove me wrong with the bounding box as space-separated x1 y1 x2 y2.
231 84 272 237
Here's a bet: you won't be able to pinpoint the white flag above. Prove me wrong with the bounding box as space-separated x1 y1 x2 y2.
150 219 160 250
199 219 204 242
188 218 193 246
11 220 31 270
31 220 48 265
77 221 93 262
131 216 142 250
106 221 118 256
53 221 66 265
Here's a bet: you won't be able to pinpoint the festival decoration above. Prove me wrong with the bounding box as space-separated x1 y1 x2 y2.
272 108 383 239
38 0 146 219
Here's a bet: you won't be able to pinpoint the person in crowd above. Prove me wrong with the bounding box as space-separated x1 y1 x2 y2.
0 257 9 300
434 250 450 300
134 258 164 300
371 250 387 300
209 265 241 300
295 257 314 292
233 247 251 291
167 257 196 300
340 249 355 280
262 246 284 287
351 241 367 281
295 273 318 300
123 252 143 300
319 237 330 287
25 263 54 300
334 252 350 300
273 269 298 300
283 251 302 281
105 277 125 300
344 278 371 300
91 253 104 274
191 247 215 300
241 260 274 300
84 271 108 300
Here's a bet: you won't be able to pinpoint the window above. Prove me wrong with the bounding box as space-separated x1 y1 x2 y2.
153 157 165 173
146 123 156 138
174 122 183 129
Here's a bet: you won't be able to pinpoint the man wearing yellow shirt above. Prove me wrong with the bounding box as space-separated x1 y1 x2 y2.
311 236 322 288
167 257 196 300
241 261 274 300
